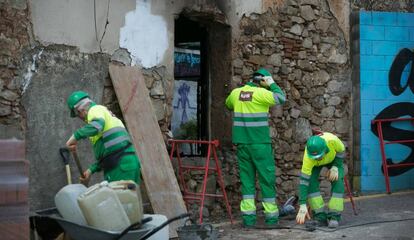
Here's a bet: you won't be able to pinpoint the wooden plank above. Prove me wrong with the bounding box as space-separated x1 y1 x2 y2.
109 64 186 237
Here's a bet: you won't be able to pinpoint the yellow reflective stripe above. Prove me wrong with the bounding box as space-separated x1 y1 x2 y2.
300 172 311 179
234 121 268 127
234 112 268 118
241 199 256 214
262 202 278 215
265 211 279 218
308 192 321 198
328 196 344 212
308 195 324 211
336 152 345 158
104 136 130 148
263 198 275 203
313 206 325 213
103 126 126 138
243 194 255 199
242 210 256 215
90 121 103 131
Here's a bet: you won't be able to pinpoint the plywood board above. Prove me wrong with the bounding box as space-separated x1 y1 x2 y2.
109 63 186 237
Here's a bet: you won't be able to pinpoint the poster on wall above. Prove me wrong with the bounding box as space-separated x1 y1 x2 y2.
171 80 198 141
174 48 200 77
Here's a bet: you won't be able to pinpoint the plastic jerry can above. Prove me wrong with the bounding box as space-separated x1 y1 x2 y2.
54 184 87 225
77 181 130 232
108 180 143 224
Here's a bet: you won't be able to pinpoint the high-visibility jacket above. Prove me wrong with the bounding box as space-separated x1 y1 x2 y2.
225 82 285 144
74 103 135 173
299 132 345 204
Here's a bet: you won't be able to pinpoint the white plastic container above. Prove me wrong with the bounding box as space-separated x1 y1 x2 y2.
78 181 130 232
108 180 143 224
142 214 169 240
54 184 87 225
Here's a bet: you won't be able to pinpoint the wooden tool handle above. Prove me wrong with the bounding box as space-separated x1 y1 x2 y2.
65 165 72 184
71 150 85 178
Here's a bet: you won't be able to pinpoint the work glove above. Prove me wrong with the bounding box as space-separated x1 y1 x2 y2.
328 166 339 182
66 134 77 152
296 204 310 224
80 169 91 185
263 76 275 86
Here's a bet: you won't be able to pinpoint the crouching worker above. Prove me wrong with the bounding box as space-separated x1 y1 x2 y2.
296 132 345 228
65 91 141 185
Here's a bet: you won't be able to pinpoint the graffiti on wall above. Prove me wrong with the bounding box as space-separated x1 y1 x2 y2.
359 11 414 191
174 48 201 77
371 48 414 176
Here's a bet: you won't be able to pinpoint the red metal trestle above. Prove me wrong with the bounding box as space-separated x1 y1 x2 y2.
168 139 234 224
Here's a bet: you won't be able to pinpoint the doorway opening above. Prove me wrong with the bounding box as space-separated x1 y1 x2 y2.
172 13 232 156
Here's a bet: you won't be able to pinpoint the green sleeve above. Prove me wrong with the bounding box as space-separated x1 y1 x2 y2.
73 118 105 140
331 156 344 169
299 183 309 205
89 162 101 174
225 91 235 110
298 153 313 205
299 170 311 205
268 83 286 104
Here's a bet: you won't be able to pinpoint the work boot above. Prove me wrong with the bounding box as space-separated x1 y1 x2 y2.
306 219 327 227
328 219 339 228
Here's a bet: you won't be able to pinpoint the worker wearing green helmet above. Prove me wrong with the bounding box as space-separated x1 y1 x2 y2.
66 91 141 184
225 68 286 228
296 132 346 228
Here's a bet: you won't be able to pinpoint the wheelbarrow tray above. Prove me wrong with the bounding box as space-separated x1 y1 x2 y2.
35 208 151 240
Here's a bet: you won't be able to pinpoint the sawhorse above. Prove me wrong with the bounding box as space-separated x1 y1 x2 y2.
168 139 234 224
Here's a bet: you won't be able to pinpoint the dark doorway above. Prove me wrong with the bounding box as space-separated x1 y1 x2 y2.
172 13 232 155
173 16 207 155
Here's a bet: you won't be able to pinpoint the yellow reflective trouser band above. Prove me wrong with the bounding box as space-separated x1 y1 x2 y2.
240 198 256 215
262 201 279 218
328 193 344 212
308 192 325 213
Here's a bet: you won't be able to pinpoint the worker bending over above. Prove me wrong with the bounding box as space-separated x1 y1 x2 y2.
66 91 141 185
296 132 346 228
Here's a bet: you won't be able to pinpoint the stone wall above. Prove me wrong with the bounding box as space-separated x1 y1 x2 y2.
0 0 31 138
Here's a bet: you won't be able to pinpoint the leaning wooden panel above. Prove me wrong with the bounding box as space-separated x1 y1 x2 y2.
109 64 186 237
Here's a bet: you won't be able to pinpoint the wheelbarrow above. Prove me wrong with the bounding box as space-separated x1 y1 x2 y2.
31 208 190 240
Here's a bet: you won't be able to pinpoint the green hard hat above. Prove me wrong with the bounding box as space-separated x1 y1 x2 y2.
306 136 328 159
67 91 89 117
254 68 271 77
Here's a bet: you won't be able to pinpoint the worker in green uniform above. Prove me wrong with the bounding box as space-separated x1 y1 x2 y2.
225 68 286 228
296 132 345 228
65 91 141 185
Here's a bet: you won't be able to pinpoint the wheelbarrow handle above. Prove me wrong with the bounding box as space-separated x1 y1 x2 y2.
116 213 191 240
116 217 153 239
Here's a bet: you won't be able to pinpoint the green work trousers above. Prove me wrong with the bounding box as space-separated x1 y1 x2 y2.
104 153 141 184
237 143 278 225
307 164 344 222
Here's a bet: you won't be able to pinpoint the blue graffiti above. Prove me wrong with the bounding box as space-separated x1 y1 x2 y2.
174 83 197 125
174 52 200 67
371 48 414 176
